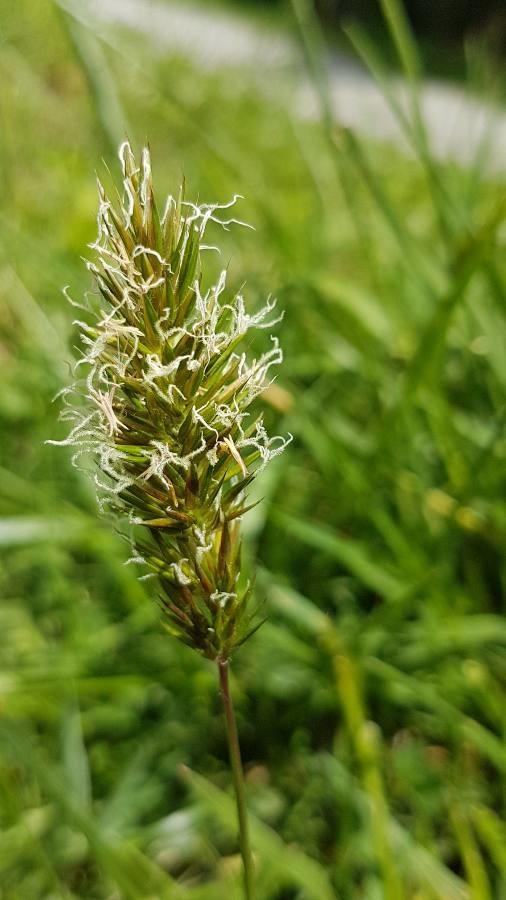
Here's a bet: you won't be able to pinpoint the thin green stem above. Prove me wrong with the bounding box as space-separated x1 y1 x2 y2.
218 657 255 900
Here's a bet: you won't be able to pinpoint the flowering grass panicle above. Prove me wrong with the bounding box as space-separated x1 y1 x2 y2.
53 142 288 661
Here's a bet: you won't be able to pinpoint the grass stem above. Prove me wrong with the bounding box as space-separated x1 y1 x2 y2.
218 658 255 900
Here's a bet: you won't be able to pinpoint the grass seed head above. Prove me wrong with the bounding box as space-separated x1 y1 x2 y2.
52 142 288 659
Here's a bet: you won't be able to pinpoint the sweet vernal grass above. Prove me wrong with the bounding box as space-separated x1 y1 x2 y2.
51 142 289 898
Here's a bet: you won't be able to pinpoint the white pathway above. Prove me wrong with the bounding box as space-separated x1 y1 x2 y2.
83 0 506 173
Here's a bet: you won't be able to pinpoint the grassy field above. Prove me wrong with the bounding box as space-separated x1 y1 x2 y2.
1 0 506 897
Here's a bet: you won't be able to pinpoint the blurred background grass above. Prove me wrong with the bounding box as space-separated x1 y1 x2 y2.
1 0 506 897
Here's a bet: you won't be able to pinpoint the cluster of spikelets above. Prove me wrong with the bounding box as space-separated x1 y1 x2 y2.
52 142 288 660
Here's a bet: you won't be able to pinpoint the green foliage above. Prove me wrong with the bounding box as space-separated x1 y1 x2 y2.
0 0 505 897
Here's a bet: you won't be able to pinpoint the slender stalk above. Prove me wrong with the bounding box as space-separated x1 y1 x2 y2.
218 657 255 900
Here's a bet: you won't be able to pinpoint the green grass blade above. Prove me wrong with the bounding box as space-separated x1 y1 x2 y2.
272 509 406 601
183 767 337 900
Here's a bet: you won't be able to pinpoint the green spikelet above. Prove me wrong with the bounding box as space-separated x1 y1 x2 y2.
52 142 288 660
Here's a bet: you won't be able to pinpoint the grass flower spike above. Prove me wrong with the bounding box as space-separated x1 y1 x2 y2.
55 142 287 662
52 142 289 898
